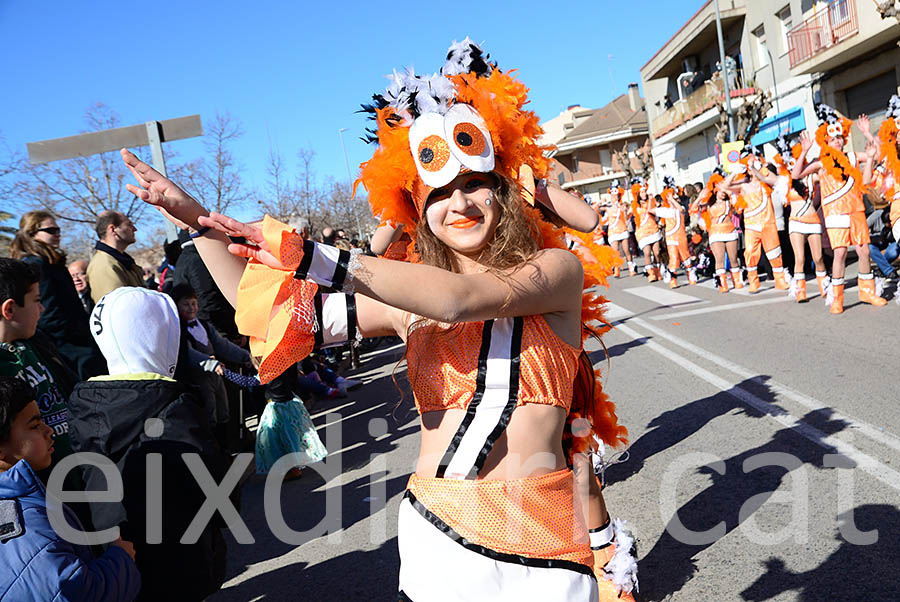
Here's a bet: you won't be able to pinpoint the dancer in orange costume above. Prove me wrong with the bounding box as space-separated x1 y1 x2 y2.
632 180 663 282
651 176 696 288
864 96 900 252
695 167 742 292
752 135 826 302
793 104 886 313
725 146 789 293
606 180 635 278
121 39 637 601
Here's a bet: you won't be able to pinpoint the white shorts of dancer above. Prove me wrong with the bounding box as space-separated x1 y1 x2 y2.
709 232 739 244
397 494 597 601
789 221 822 235
608 231 629 243
637 232 662 250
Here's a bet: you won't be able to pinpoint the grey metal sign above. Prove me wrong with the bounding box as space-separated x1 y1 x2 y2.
27 115 203 165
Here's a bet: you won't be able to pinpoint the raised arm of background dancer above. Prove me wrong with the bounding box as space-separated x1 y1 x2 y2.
121 148 246 307
793 131 820 180
537 183 599 232
862 140 879 186
200 213 585 325
370 223 404 255
857 114 879 149
721 172 744 196
749 164 777 187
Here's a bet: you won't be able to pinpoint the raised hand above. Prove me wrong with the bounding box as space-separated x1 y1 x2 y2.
799 131 814 153
121 148 208 229
857 114 871 135
198 213 292 271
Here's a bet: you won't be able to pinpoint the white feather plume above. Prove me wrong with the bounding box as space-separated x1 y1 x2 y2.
604 519 639 594
442 37 492 77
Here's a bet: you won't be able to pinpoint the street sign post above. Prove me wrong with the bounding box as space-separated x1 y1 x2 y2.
26 114 203 241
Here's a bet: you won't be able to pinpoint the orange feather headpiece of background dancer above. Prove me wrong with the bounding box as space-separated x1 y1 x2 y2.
772 134 803 177
356 38 551 246
878 95 900 183
814 103 863 195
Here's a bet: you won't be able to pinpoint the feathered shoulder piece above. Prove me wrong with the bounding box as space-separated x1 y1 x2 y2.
772 134 802 176
356 38 550 244
879 95 900 181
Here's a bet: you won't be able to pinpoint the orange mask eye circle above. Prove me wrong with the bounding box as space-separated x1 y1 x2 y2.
417 135 451 172
452 122 487 156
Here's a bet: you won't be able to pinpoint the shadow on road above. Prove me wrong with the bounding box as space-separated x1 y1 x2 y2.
212 344 417 600
637 401 850 601
739 504 900 601
605 377 775 485
217 538 400 601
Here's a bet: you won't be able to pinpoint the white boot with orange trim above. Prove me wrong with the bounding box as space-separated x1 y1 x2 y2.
857 272 887 306
828 277 845 314
773 267 790 290
747 267 761 293
627 261 637 277
716 269 729 293
816 270 830 298
687 266 698 285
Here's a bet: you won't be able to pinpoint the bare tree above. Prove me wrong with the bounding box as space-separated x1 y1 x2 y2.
257 144 298 220
611 140 654 182
181 111 248 214
715 89 774 145
8 103 148 228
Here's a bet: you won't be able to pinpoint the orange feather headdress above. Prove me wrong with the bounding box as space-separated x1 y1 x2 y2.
356 39 550 245
878 95 900 182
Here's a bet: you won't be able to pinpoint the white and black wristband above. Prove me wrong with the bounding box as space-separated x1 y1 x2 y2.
294 240 361 292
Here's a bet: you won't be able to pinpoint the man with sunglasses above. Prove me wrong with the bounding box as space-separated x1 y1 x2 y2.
86 211 144 303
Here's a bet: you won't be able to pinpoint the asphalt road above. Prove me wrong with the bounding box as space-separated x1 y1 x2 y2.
211 265 900 602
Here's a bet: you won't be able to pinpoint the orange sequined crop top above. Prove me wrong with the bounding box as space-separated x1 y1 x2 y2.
406 314 581 415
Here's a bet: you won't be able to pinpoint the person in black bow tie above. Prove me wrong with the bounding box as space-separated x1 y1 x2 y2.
169 283 250 445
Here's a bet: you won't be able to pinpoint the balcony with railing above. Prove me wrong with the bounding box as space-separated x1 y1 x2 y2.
650 68 756 139
787 0 859 69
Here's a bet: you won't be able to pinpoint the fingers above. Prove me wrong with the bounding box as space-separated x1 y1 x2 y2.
125 183 150 201
198 214 246 238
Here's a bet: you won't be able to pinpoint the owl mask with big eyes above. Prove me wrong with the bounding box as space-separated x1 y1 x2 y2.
356 38 551 239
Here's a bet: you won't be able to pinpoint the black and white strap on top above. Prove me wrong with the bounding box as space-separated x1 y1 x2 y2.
294 239 356 291
436 317 525 480
313 293 358 349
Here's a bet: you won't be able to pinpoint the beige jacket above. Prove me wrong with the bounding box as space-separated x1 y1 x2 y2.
87 245 145 302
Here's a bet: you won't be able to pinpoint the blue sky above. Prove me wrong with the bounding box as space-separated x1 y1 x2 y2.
1 0 696 209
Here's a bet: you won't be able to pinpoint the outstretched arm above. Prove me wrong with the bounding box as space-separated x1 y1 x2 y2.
862 140 879 186
121 149 246 307
200 213 585 325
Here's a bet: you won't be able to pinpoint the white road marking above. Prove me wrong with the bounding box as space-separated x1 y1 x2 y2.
630 316 900 456
605 302 634 321
616 319 900 492
624 286 706 307
650 296 795 320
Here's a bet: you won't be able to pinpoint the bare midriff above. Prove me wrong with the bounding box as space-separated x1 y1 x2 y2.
415 404 568 480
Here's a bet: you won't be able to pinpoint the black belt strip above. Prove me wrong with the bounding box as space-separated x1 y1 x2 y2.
404 490 595 578
346 294 357 344
313 293 324 348
331 248 352 290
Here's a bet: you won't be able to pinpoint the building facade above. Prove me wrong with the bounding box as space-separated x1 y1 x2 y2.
544 85 650 205
641 0 900 188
